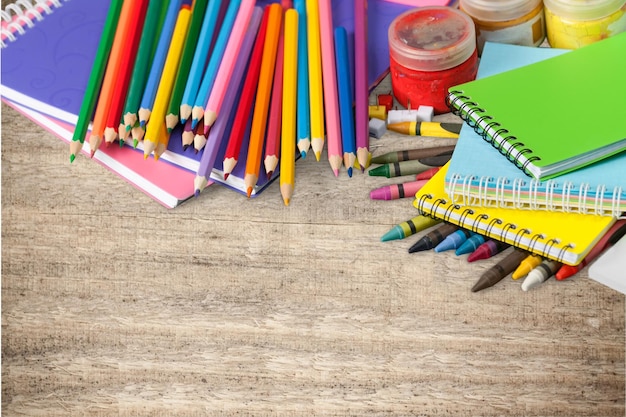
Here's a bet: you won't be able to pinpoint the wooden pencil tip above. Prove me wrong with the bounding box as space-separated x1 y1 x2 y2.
246 187 253 198
69 154 76 163
314 151 321 162
223 173 230 181
283 198 290 206
347 167 353 177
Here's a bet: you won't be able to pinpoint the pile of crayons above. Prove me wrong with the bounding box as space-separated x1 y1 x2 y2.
69 0 371 205
370 142 626 292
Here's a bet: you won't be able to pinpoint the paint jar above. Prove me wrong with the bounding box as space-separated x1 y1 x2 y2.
460 0 546 55
388 7 478 114
544 0 626 48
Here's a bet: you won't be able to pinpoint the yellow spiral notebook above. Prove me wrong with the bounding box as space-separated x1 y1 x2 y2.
413 163 616 266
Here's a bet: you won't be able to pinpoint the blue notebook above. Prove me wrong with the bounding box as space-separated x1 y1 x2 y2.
445 42 626 218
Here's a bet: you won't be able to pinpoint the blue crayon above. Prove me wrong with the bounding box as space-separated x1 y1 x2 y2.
434 229 473 253
455 233 486 256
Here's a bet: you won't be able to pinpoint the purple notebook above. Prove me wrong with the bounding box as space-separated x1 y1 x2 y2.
1 0 457 197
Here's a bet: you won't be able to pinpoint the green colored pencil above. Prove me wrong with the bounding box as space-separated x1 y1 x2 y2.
165 0 209 133
69 0 124 163
120 0 169 138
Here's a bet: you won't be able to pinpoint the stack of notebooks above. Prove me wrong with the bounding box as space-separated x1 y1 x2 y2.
413 35 626 272
1 0 455 208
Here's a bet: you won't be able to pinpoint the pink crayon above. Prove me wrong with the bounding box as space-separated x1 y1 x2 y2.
370 179 428 200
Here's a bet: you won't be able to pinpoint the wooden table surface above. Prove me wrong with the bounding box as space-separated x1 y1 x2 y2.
1 4 624 414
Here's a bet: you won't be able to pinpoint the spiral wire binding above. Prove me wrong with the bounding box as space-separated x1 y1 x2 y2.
1 0 65 48
446 90 543 178
416 192 576 264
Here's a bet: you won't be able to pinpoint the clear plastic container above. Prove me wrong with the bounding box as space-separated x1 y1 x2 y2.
388 7 478 113
544 0 626 48
460 0 546 54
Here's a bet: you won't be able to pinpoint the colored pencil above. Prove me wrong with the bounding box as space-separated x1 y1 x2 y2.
194 6 263 195
138 0 182 127
334 26 356 177
263 6 286 180
222 6 270 180
354 0 369 171
190 0 242 129
318 0 342 176
88 0 136 157
165 0 209 132
144 0 193 159
192 118 206 152
179 0 222 124
181 118 195 148
104 0 149 146
306 0 325 162
243 3 282 197
293 0 310 158
69 0 124 162
120 0 168 139
280 8 298 205
203 0 256 133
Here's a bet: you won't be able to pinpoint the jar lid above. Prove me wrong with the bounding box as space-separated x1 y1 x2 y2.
459 0 543 22
388 7 476 72
543 0 626 20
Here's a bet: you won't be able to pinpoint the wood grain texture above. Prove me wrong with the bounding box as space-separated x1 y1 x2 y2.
2 30 624 416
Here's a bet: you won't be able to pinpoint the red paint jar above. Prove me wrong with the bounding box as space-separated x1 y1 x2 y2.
388 7 478 114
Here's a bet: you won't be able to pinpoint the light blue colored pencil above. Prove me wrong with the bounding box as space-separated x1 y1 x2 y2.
334 27 356 177
293 0 310 159
190 0 243 129
178 0 222 125
138 0 183 127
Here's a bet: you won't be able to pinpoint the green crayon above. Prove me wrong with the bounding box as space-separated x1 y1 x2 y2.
381 215 441 242
368 154 451 178
370 145 456 164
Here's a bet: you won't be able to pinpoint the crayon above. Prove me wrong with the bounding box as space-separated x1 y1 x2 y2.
416 167 441 181
521 259 562 291
368 154 451 178
471 248 528 293
455 233 486 256
434 229 473 253
369 179 428 200
408 223 459 253
370 145 456 164
467 239 510 262
511 254 543 280
387 121 462 138
381 215 441 242
555 220 626 280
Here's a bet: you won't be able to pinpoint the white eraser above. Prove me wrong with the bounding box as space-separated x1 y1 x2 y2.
387 109 418 125
416 105 434 122
369 118 387 139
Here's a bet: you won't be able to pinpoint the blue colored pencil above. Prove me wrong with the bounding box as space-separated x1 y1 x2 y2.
138 0 183 127
178 0 222 125
293 0 310 159
334 26 356 177
190 0 243 129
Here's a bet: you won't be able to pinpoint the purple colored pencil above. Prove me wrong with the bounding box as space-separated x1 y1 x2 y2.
354 0 369 171
193 7 263 195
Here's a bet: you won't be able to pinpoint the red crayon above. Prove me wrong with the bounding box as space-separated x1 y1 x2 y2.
467 239 510 263
416 166 441 181
555 220 626 280
370 179 428 200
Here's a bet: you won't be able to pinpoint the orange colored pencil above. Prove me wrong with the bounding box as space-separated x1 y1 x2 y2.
89 0 137 157
243 3 282 197
104 0 149 145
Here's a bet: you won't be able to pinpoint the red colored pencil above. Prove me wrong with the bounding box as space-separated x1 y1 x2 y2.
222 7 270 180
103 0 149 145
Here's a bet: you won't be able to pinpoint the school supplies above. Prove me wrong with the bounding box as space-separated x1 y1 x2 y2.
414 163 617 266
447 33 626 181
446 42 626 217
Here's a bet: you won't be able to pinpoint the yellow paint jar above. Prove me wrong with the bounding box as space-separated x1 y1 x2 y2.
460 0 546 55
544 0 626 48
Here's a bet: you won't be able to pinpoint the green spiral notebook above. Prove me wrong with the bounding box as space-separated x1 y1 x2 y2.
447 32 626 181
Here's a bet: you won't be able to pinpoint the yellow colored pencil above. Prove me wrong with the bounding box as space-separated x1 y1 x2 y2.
306 0 325 161
144 0 192 159
280 9 298 206
243 3 282 197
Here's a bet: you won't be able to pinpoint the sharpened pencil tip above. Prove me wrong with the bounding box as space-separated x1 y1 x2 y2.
190 119 198 130
300 151 307 159
194 189 200 198
223 173 229 181
69 154 76 163
347 167 353 177
246 187 253 198
267 171 273 181
333 169 339 177
314 151 321 162
119 139 124 148
133 139 139 149
143 154 149 160
283 198 290 206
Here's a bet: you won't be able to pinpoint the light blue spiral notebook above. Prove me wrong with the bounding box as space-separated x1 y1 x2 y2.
445 42 626 218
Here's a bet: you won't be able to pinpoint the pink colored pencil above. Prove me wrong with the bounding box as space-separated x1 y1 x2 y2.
318 0 342 176
355 0 369 171
203 0 256 133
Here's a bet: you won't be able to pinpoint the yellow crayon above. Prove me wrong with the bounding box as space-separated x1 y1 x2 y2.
387 121 462 139
511 254 543 280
